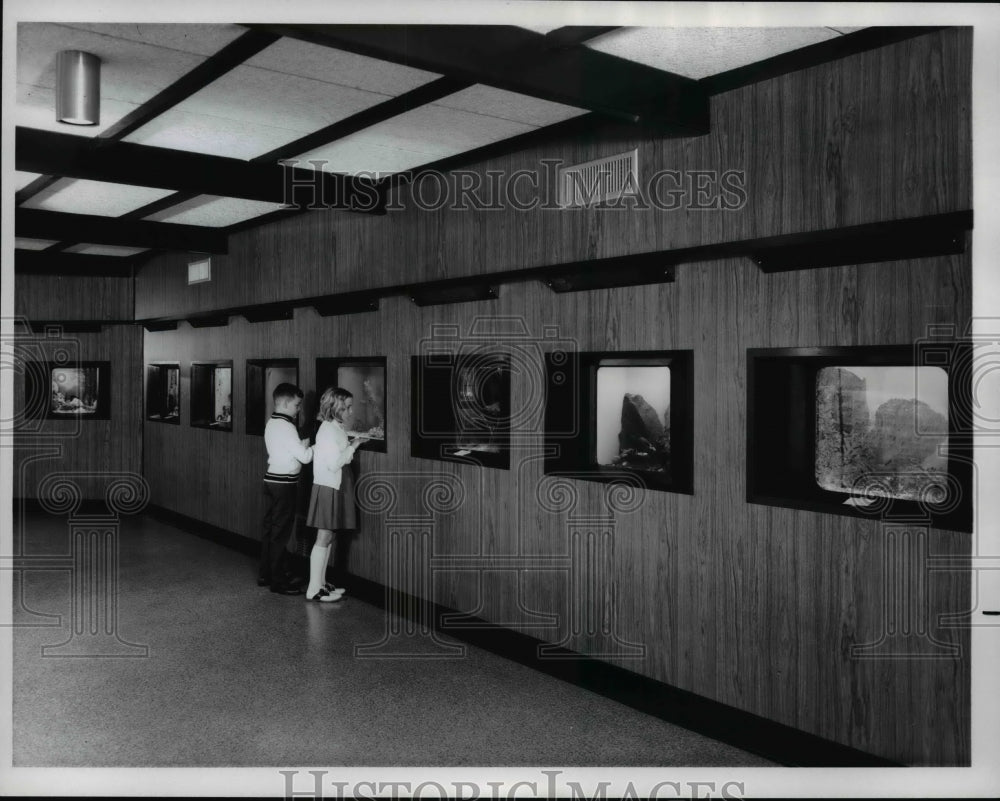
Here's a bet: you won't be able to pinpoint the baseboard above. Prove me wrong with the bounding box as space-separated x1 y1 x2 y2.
142 503 896 767
145 504 259 559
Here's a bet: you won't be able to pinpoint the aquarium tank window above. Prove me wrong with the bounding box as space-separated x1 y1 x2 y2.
147 364 180 423
337 362 386 442
191 362 233 431
815 365 949 504
214 367 232 426
594 364 671 473
50 366 100 415
264 365 297 420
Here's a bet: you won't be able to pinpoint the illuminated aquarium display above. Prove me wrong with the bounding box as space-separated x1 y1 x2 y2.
544 351 693 493
815 365 949 503
747 344 972 531
51 366 100 415
595 364 672 474
317 357 387 452
191 361 233 431
246 359 298 435
146 363 180 424
411 353 511 469
453 358 509 454
25 361 112 420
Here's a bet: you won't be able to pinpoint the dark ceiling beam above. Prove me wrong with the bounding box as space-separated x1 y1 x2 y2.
244 24 708 131
15 175 62 208
16 209 228 254
22 25 625 264
16 127 379 211
15 250 136 277
245 27 624 217
17 29 280 210
120 192 201 221
17 29 281 259
700 26 949 95
94 76 441 227
543 26 621 47
254 76 471 163
99 29 280 141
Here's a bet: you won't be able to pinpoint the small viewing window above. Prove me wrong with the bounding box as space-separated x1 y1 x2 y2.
191 361 232 431
246 359 299 436
146 362 180 424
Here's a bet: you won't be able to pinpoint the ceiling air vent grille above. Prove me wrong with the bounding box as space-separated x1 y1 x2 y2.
557 149 638 208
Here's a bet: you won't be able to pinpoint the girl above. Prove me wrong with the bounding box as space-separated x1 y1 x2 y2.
305 387 363 602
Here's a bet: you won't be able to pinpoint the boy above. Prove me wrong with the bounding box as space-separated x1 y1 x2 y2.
259 383 313 594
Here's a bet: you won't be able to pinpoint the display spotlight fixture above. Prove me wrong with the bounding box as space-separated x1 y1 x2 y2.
56 50 101 125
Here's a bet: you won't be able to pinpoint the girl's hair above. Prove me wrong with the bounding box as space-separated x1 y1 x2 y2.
317 387 353 422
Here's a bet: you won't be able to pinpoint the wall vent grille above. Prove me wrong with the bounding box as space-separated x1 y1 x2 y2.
188 257 211 285
557 149 638 208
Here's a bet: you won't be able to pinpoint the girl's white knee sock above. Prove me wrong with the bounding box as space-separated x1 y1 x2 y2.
307 544 330 599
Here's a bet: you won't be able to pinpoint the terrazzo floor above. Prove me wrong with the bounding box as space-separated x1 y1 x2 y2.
11 510 775 767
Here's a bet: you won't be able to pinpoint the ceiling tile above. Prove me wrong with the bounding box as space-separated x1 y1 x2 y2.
244 37 439 94
142 195 284 227
15 238 58 250
125 66 406 159
518 25 566 35
291 139 436 178
16 23 222 137
586 27 841 79
63 243 149 256
121 110 307 160
435 85 587 127
20 178 176 216
295 103 537 176
15 171 42 190
16 84 148 139
124 38 440 160
60 23 245 56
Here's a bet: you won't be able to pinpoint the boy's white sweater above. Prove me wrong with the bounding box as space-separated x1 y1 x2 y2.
264 413 313 483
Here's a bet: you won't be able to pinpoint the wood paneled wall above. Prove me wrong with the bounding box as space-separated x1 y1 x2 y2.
16 273 133 320
13 273 140 499
12 326 143 499
136 29 972 765
144 249 970 765
135 29 970 319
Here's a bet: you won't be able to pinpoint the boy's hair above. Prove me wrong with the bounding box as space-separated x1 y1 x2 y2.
317 387 353 423
273 383 303 403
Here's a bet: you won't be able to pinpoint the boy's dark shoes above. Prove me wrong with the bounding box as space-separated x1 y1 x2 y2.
270 583 304 595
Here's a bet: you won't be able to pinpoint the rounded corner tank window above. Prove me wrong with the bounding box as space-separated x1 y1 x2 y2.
50 367 99 415
814 365 949 504
595 364 671 473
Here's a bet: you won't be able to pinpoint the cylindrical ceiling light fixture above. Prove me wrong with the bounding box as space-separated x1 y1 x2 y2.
56 50 101 125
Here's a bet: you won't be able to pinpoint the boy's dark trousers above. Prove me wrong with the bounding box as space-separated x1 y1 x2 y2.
259 481 298 586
